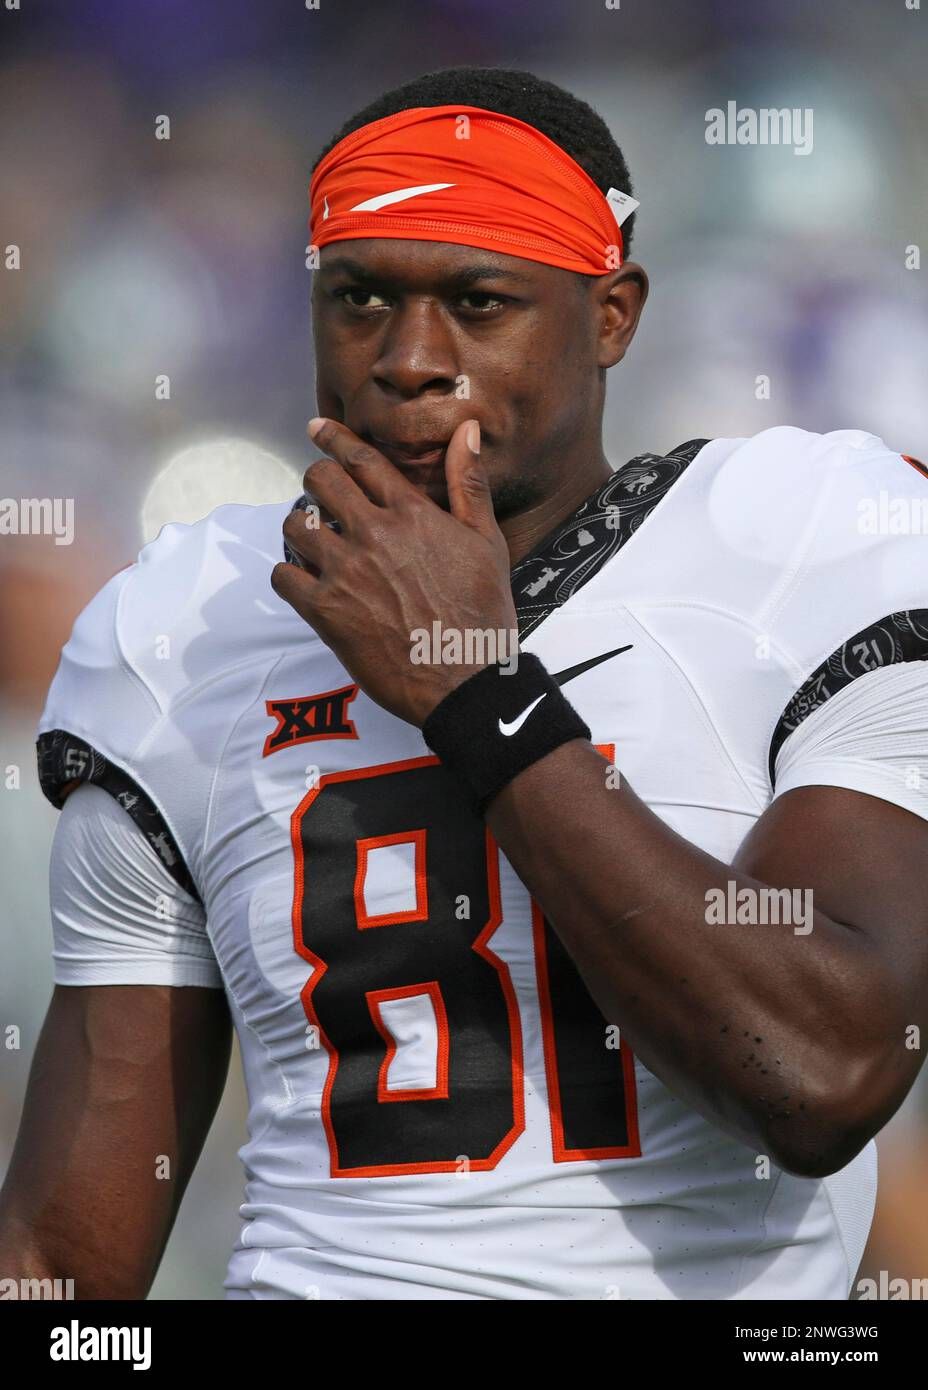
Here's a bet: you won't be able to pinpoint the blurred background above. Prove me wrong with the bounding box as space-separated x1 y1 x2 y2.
1 0 926 1298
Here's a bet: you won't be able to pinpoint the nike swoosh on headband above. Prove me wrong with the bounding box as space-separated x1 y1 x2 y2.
498 645 634 738
349 182 456 213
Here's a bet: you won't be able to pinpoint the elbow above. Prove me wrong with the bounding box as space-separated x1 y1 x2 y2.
767 1131 871 1181
759 1049 896 1180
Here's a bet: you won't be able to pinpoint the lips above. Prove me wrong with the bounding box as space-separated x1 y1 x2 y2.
369 434 449 467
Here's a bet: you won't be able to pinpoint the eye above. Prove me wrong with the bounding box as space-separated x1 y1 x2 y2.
334 287 391 310
456 291 507 313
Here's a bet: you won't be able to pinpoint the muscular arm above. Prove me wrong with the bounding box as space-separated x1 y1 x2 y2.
485 743 928 1178
269 418 928 1179
0 983 231 1299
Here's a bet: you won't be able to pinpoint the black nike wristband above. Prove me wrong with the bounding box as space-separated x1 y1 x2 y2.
421 653 591 817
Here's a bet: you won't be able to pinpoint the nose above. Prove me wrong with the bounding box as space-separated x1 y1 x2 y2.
372 299 459 400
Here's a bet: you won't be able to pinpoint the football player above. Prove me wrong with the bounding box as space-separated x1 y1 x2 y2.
2 66 927 1301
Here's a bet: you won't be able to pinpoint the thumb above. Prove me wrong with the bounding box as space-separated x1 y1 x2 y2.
444 419 496 535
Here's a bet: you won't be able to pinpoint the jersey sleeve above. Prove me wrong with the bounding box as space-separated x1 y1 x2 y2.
36 530 201 902
772 661 928 821
50 783 221 988
752 432 928 806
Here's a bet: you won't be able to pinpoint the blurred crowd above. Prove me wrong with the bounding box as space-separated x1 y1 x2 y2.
1 0 926 1297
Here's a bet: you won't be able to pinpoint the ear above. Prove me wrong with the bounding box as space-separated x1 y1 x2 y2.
595 261 649 369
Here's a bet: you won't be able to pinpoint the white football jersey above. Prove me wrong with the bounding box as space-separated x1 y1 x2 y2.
37 426 928 1300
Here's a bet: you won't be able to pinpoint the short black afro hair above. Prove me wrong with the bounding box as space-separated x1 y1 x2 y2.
312 65 637 258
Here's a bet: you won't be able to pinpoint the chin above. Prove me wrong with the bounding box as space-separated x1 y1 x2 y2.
489 475 545 522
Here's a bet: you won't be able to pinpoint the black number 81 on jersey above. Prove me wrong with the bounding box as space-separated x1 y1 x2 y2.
291 753 640 1177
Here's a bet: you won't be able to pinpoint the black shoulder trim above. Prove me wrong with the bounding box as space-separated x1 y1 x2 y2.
768 609 928 784
282 440 713 628
511 439 711 639
36 729 201 903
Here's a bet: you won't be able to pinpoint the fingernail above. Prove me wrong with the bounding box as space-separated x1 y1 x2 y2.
308 417 326 440
466 420 480 454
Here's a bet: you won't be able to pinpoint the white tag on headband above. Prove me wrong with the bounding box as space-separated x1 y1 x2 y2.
605 187 640 228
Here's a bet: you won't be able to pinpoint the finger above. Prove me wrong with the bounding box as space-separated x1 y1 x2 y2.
298 490 341 535
283 505 341 573
271 560 323 615
308 417 412 506
301 453 375 533
444 419 497 536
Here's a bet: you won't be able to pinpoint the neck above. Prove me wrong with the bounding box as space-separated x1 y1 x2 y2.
499 447 612 569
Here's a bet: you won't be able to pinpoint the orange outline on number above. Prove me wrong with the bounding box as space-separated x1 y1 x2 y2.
290 754 525 1178
367 981 450 1103
354 828 429 928
530 746 640 1161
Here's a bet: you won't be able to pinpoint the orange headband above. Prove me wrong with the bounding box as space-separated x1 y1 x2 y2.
309 104 638 277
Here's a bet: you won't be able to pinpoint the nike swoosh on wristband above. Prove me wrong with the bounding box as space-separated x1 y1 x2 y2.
497 645 634 737
349 182 456 213
498 693 547 737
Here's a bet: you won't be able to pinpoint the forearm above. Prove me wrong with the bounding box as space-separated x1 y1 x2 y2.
0 984 230 1300
0 1195 157 1300
484 739 886 1172
0 1211 70 1291
0 1121 171 1301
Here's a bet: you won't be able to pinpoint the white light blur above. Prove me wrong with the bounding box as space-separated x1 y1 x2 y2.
141 438 302 544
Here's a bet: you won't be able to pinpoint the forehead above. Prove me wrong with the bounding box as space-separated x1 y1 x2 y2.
317 238 572 292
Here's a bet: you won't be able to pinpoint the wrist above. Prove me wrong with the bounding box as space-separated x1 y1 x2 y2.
410 661 492 728
421 652 591 816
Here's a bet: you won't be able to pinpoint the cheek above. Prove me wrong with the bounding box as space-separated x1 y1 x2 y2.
472 326 561 425
504 341 590 437
312 311 371 396
503 306 590 395
314 350 368 416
